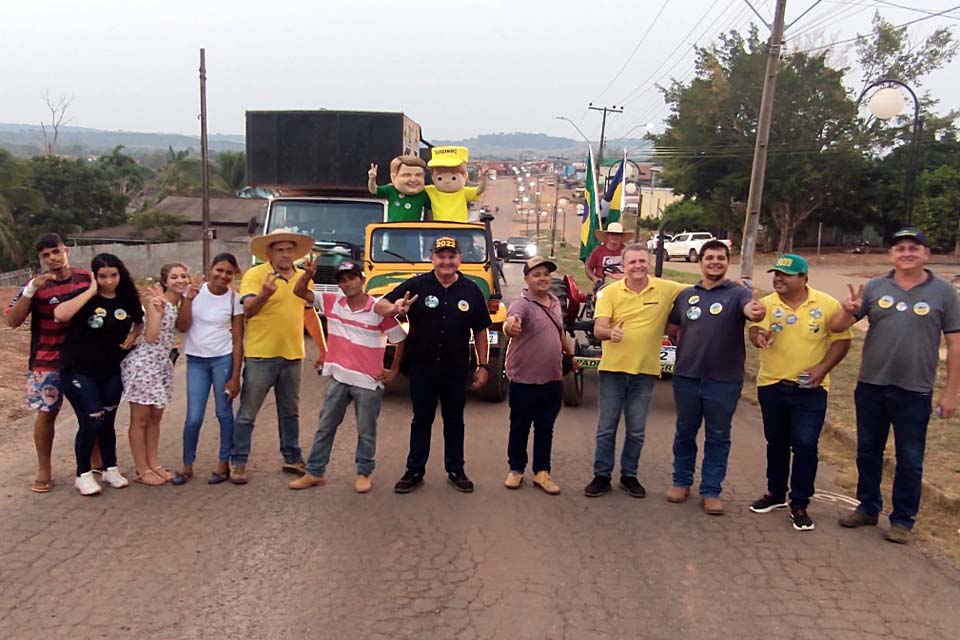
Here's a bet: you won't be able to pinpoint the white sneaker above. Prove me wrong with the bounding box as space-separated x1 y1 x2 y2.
100 466 129 488
74 471 102 496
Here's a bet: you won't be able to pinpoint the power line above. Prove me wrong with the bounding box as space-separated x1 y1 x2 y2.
785 0 826 30
870 0 960 21
592 0 673 102
794 5 960 53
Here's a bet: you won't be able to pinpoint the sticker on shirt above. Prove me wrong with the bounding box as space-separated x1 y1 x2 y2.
114 308 128 321
686 306 702 321
87 315 104 329
896 301 908 312
94 307 107 317
913 302 930 316
809 308 822 319
709 302 723 315
808 321 821 334
771 322 784 333
404 203 412 210
878 295 894 309
457 300 470 312
785 314 798 325
772 307 784 319
424 295 439 309
688 295 700 305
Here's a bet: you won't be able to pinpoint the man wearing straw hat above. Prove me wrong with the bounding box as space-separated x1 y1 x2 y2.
229 228 327 485
585 222 629 287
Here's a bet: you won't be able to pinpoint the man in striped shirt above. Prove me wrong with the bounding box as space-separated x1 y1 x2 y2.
5 233 92 493
289 260 406 493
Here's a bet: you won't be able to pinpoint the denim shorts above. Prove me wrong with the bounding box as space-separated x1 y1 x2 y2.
26 369 63 413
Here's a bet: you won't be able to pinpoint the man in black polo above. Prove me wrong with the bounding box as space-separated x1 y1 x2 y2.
374 236 492 493
666 240 766 515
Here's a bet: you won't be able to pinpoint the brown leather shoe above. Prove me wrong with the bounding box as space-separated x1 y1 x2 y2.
288 473 325 490
354 474 372 494
665 486 690 503
533 471 560 495
703 496 724 515
504 471 523 490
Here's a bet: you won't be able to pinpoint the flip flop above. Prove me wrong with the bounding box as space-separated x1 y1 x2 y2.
31 480 53 493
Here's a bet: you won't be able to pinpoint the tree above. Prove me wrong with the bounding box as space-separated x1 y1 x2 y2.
661 199 712 233
913 166 960 253
215 151 246 193
24 156 127 233
0 150 46 268
97 146 154 212
40 90 72 156
132 209 185 243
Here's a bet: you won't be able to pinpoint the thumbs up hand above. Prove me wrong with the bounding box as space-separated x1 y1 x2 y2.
504 314 523 338
610 320 625 343
743 286 766 321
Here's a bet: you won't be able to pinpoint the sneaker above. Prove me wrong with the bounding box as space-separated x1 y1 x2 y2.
447 471 475 493
354 474 372 494
74 471 101 496
838 510 879 528
504 471 524 490
533 471 560 495
583 475 612 497
229 463 248 485
790 506 815 531
665 486 690 503
619 476 646 498
703 496 724 516
394 471 424 494
100 466 129 489
884 524 913 544
282 461 306 475
289 473 325 490
749 493 788 513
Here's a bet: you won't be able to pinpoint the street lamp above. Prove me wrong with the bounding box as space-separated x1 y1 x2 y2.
551 196 570 256
856 79 922 224
555 115 592 146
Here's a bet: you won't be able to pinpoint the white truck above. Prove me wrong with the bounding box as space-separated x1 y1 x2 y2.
663 232 733 262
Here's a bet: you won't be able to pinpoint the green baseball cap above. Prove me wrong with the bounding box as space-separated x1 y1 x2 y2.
767 253 808 275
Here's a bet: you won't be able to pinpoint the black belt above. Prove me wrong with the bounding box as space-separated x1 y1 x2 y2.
778 380 800 388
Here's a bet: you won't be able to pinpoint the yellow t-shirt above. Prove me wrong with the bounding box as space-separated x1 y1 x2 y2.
750 287 851 391
594 277 687 375
240 262 309 360
424 185 480 222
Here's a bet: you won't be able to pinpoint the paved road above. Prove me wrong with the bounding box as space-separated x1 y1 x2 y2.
1 181 958 639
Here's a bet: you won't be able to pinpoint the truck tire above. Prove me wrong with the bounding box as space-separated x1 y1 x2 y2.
550 276 569 315
480 339 510 402
687 249 698 262
563 369 583 406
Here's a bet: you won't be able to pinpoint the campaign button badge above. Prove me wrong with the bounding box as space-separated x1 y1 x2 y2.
457 300 470 312
87 315 104 329
809 308 822 319
896 301 908 312
114 308 128 321
94 307 107 317
771 322 784 333
688 295 700 305
878 295 894 309
709 302 723 315
914 302 930 316
686 306 702 321
786 314 798 325
773 307 784 319
425 295 439 309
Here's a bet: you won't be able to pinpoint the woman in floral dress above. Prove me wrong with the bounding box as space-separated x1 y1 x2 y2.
121 263 189 486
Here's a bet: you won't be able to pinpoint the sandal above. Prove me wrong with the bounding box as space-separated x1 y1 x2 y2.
171 471 193 486
152 466 174 481
207 470 229 485
134 469 167 486
31 479 54 493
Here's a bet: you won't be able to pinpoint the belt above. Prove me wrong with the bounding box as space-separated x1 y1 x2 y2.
778 380 800 388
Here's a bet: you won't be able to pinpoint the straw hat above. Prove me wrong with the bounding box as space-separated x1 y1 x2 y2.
595 221 629 242
250 228 315 262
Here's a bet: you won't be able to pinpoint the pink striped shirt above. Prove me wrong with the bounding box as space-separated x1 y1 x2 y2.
315 291 407 390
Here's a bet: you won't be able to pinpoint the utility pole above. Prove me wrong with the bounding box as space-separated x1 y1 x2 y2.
739 0 787 286
548 155 565 257
588 103 623 185
199 48 211 270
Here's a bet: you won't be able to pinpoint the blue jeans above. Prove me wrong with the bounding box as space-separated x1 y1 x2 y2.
853 382 931 530
593 371 656 478
305 378 383 477
671 376 743 497
230 357 302 465
183 354 235 465
61 370 123 476
757 383 828 508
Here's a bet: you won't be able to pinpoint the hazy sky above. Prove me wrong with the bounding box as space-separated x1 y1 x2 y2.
2 0 957 142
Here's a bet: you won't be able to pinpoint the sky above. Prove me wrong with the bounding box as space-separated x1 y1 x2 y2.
1 0 957 142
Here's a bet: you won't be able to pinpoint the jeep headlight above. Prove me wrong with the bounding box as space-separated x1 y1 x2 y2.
526 243 537 257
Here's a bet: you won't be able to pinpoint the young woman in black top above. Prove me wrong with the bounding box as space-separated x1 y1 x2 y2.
55 254 144 496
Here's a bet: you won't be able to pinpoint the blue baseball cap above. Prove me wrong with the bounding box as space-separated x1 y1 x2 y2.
891 227 928 247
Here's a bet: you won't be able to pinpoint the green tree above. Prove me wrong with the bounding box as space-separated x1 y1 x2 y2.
24 155 128 232
132 209 185 243
661 199 711 233
97 145 153 211
150 147 231 199
215 151 246 193
913 165 960 252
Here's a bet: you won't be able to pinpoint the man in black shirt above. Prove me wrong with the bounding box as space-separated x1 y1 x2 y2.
375 236 492 493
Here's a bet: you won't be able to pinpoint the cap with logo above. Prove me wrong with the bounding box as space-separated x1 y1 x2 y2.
767 253 809 276
427 146 469 168
336 260 364 279
523 256 557 275
891 227 928 247
431 236 461 253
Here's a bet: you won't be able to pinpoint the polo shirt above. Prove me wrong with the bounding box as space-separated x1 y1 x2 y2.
854 269 960 393
240 262 310 360
384 271 491 374
314 291 407 390
423 186 480 222
505 292 564 384
586 245 624 279
376 184 428 222
669 280 753 382
6 268 91 371
594 277 687 376
750 287 851 392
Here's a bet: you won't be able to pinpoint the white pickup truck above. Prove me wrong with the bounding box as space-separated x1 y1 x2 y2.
663 232 733 262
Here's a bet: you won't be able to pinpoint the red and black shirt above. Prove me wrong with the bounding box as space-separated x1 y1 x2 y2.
6 268 92 371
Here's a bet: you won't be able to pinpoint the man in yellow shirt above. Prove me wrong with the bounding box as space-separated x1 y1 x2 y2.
230 229 327 484
584 243 687 498
747 254 851 531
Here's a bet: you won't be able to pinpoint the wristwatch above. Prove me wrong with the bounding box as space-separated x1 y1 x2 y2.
477 363 489 370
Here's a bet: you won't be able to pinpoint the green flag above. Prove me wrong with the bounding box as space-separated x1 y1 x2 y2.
579 147 601 262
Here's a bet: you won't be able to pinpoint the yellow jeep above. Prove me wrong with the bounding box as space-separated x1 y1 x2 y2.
362 216 509 402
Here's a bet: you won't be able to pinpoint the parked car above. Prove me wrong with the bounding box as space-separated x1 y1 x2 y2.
663 232 733 262
647 234 673 252
505 236 537 262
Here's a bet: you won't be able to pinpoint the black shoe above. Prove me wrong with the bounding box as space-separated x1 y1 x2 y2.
619 476 646 498
583 475 612 497
790 506 815 531
447 471 474 493
749 493 789 513
394 471 424 494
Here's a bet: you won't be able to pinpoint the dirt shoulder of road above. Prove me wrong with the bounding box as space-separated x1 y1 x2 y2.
0 287 34 431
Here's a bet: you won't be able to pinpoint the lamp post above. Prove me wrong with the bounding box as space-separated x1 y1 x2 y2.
856 79 923 225
551 196 570 257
